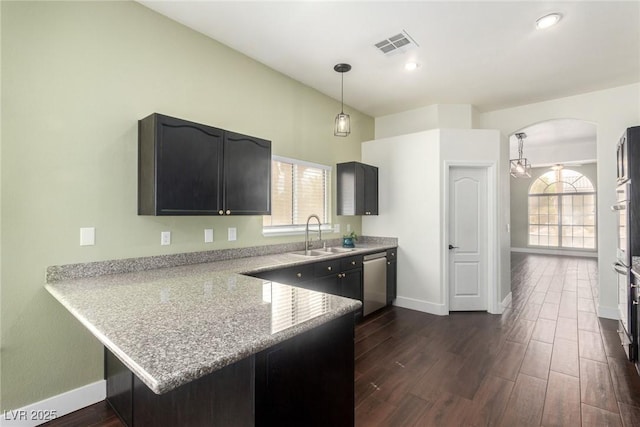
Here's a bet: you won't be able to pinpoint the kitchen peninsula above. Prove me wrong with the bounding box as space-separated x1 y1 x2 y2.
45 239 397 426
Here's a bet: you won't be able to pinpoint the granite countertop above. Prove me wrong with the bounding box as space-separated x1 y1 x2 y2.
45 241 396 394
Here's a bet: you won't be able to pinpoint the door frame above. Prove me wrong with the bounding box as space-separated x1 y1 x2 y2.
442 161 500 314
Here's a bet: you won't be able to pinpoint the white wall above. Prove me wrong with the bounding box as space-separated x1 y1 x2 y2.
362 130 443 313
375 104 475 139
362 128 506 314
478 83 640 319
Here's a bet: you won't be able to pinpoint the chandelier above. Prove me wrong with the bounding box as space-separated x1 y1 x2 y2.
510 132 531 178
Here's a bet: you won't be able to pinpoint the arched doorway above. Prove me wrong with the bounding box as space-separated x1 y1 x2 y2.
509 119 598 256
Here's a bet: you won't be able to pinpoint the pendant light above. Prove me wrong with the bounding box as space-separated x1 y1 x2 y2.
334 63 351 137
510 132 532 178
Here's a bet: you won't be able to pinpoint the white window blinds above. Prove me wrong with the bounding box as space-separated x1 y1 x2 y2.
263 156 331 229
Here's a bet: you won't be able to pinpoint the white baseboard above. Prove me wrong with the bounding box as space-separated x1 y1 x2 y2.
1 380 106 427
394 296 448 315
501 292 513 309
511 247 597 258
598 305 619 320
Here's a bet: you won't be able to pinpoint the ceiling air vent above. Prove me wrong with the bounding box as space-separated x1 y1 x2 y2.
374 30 419 55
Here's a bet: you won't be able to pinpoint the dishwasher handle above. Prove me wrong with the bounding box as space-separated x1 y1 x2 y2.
363 252 387 261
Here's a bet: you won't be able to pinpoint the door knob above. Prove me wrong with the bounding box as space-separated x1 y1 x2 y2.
448 244 459 250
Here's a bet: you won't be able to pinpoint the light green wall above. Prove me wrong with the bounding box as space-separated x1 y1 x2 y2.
0 1 373 410
510 163 598 249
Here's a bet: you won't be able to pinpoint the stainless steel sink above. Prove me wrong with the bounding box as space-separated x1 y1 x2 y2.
289 250 332 257
289 247 356 257
323 247 356 253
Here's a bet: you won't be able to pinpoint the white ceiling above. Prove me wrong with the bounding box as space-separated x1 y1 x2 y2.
138 0 640 118
509 119 597 167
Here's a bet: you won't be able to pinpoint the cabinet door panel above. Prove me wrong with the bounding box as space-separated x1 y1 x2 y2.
255 314 354 427
311 275 340 295
340 270 362 300
157 119 223 214
364 164 379 215
224 131 271 215
354 163 367 215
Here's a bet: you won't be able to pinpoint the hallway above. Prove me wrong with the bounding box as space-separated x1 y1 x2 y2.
355 253 640 426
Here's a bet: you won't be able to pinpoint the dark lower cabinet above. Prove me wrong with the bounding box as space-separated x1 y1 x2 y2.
106 314 355 427
255 314 354 427
248 255 365 320
106 350 133 427
339 269 363 322
386 249 397 304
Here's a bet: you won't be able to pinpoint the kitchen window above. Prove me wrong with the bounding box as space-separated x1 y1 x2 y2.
263 156 331 235
528 169 596 249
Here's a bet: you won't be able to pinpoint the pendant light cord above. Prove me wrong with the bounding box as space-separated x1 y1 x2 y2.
341 72 344 114
518 137 523 160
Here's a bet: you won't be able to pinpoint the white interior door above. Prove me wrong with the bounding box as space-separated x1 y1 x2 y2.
449 167 488 311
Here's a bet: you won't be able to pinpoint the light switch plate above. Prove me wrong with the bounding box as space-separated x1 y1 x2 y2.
346 224 352 233
80 227 95 246
333 224 341 233
204 228 214 243
228 227 237 241
161 231 171 246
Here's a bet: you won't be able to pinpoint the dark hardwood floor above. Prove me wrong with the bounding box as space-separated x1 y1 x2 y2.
355 253 640 426
43 254 640 426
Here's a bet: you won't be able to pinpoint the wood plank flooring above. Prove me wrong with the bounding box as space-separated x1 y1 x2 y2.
355 254 640 426
43 254 640 426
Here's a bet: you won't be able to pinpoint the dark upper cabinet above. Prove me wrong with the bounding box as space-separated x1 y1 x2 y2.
223 131 271 215
138 113 271 216
337 161 378 216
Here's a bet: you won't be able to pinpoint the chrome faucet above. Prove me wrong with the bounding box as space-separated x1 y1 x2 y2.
305 214 322 254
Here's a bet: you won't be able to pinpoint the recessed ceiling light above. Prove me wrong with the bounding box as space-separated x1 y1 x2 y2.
536 13 562 30
405 62 419 71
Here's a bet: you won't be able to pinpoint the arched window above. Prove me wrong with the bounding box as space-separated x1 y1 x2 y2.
528 169 596 249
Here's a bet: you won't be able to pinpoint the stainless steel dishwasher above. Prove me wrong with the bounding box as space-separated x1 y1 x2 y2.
363 252 387 316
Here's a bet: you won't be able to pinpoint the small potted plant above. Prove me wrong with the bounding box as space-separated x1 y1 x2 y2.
342 231 358 248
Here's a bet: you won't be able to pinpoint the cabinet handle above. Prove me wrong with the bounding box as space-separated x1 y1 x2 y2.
327 266 332 271
392 252 395 256
218 210 224 215
296 273 302 278
388 262 391 265
351 261 356 265
338 273 345 278
226 210 231 215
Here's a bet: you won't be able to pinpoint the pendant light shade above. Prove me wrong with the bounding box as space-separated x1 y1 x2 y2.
334 63 351 137
510 132 532 178
335 112 350 136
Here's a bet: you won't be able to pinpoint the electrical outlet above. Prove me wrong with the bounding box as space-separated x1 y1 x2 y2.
333 224 341 233
204 228 214 243
161 231 171 245
228 227 237 241
346 224 352 233
80 227 95 246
